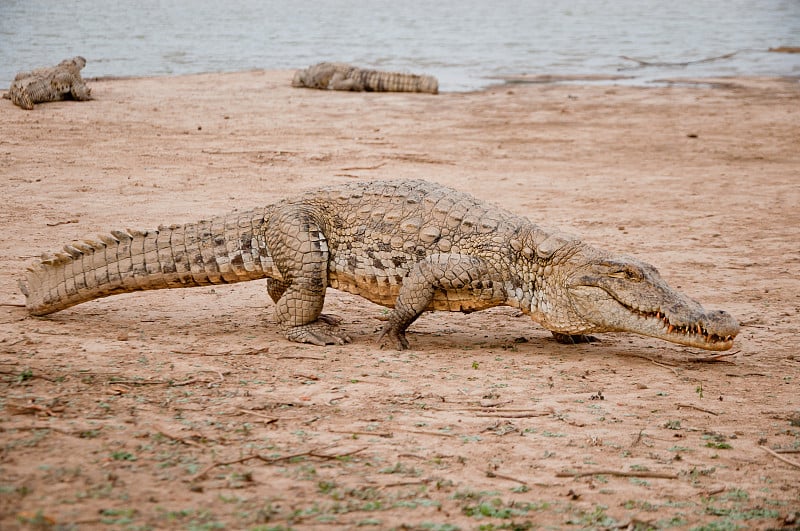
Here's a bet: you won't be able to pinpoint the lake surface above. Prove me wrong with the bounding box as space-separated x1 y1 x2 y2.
1 0 799 91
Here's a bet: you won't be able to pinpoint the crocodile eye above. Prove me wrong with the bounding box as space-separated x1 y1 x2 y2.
608 267 642 281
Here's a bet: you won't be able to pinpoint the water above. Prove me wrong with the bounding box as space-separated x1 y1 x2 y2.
1 0 799 92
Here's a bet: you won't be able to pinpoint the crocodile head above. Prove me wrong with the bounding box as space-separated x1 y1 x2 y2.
539 249 739 351
291 70 307 87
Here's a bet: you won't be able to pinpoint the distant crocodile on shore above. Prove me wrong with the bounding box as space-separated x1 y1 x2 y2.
3 56 92 110
20 180 738 351
292 62 438 94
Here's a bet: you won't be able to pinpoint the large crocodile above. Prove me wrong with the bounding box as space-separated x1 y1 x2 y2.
4 56 92 110
20 180 738 351
292 62 438 94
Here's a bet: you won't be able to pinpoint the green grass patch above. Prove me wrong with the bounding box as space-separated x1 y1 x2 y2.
110 451 137 461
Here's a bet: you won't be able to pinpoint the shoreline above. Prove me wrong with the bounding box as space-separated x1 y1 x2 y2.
4 42 799 91
15 66 793 95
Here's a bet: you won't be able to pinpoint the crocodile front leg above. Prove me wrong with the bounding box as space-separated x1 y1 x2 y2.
264 206 351 346
551 332 600 345
380 254 506 350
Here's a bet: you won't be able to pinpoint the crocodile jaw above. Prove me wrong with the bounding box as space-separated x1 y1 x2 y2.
554 254 740 351
568 286 739 351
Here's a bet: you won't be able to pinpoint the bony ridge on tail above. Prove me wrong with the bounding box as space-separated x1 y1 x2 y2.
20 180 739 350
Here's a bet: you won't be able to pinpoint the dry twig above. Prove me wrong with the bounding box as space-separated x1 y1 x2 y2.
631 429 645 447
704 485 727 497
171 370 226 387
380 479 431 489
557 469 678 479
170 377 200 387
476 411 551 418
689 351 738 363
152 424 203 447
172 347 268 356
5 423 79 435
191 444 367 481
341 162 386 171
45 219 79 226
623 353 680 375
292 373 319 381
5 402 60 417
235 408 279 423
677 403 719 416
431 406 553 414
760 445 800 469
111 380 168 386
486 470 528 485
329 429 393 438
396 428 456 438
210 347 269 356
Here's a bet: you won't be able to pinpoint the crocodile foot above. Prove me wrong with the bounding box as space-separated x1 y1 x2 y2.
552 332 600 345
284 318 352 346
378 324 410 350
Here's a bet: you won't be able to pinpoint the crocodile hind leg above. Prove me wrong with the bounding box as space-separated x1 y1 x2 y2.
380 253 506 350
328 72 362 91
264 207 351 346
266 278 345 328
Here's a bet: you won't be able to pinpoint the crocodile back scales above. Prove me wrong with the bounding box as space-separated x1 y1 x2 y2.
295 180 530 309
22 180 533 315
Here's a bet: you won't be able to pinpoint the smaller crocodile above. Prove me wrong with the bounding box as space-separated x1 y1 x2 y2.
292 62 438 94
4 56 92 110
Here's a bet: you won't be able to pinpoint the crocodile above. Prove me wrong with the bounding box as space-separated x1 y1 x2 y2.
292 62 438 94
4 56 92 110
20 180 739 351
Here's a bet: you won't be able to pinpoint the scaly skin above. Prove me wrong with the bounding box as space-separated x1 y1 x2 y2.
4 56 92 110
20 180 739 350
292 63 439 94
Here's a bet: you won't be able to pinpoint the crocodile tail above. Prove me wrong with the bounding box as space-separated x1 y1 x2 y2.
358 70 438 94
22 209 274 316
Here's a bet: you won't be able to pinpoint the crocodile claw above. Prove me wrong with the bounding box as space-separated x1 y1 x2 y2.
284 319 351 346
378 324 411 350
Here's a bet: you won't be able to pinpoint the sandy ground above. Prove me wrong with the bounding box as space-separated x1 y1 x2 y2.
1 70 799 530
